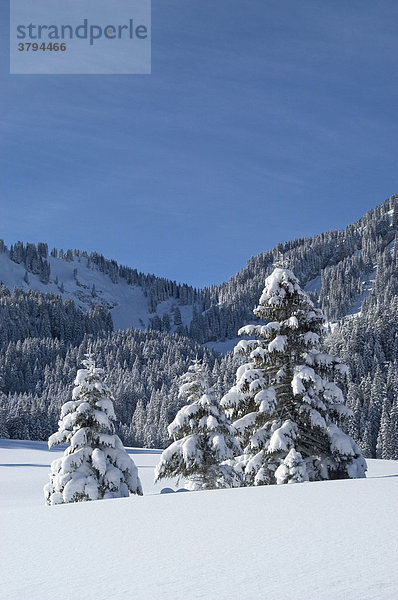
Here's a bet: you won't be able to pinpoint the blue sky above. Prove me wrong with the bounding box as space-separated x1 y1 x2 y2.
1 0 397 287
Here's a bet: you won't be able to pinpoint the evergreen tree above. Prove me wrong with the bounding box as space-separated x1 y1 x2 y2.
155 360 241 490
376 396 392 459
44 352 142 504
221 268 367 485
385 398 398 460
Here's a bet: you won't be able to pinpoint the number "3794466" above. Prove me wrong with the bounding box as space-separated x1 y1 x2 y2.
18 42 67 51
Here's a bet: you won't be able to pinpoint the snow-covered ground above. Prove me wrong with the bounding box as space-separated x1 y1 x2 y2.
1 439 397 600
205 337 241 354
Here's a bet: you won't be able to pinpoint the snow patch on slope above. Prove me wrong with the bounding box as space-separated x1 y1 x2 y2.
304 275 322 295
347 267 377 317
205 337 242 354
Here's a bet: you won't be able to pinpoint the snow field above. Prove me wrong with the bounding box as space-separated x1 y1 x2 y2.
1 439 397 600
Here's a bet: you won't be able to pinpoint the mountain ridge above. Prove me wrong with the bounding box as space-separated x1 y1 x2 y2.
1 194 396 340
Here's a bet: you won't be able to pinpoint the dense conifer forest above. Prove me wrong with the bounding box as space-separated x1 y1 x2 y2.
0 195 397 458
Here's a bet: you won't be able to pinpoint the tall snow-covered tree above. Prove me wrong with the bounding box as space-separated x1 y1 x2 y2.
221 267 367 486
44 352 142 504
154 360 242 490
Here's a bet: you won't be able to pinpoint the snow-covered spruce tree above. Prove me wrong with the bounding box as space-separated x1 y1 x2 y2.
154 360 242 490
44 352 142 504
221 267 367 486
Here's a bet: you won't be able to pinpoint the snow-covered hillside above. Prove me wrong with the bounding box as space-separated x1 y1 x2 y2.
1 197 395 344
0 251 191 331
1 439 397 600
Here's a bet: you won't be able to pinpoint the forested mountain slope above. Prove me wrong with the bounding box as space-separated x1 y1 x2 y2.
1 195 396 339
0 195 396 458
190 195 397 341
0 240 198 332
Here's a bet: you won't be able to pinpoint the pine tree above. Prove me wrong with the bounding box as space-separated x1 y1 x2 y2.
44 352 142 504
221 267 367 486
154 360 242 490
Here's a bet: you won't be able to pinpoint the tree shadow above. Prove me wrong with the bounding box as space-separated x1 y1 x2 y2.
0 463 49 468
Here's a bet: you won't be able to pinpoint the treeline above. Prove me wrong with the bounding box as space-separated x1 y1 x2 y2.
0 328 236 450
0 286 113 347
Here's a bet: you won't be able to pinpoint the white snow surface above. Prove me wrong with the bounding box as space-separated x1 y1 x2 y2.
1 439 398 600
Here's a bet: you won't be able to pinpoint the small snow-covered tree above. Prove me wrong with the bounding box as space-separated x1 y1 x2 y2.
44 352 142 505
274 448 308 484
221 267 367 486
154 360 242 490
